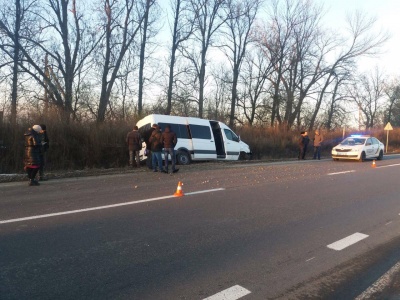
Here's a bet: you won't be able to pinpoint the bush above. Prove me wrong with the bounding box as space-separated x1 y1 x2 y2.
1 120 399 174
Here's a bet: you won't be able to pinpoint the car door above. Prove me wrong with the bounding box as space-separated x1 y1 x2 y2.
222 128 241 160
188 123 217 160
371 137 381 157
364 138 375 158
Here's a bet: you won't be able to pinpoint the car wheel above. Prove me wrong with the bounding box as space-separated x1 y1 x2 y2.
359 151 366 162
377 150 383 160
239 152 251 160
333 158 339 161
176 151 191 165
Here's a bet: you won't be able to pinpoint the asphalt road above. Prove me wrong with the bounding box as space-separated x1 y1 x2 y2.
1 156 400 299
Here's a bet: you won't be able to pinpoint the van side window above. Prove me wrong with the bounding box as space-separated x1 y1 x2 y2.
224 129 239 142
159 122 190 139
189 125 212 139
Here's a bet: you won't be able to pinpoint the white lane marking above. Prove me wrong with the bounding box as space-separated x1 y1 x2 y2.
327 170 356 176
0 188 225 225
327 232 369 251
355 261 400 299
186 188 225 195
385 221 393 226
203 285 251 300
306 257 315 262
376 163 400 169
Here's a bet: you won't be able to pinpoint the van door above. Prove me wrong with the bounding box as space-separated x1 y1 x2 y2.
222 128 241 160
188 123 217 160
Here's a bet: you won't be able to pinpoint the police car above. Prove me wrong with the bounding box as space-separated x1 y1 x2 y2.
331 135 384 162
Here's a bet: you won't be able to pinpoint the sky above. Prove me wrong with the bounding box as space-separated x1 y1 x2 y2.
316 0 399 77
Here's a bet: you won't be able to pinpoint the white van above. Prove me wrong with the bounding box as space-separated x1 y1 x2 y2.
136 114 252 165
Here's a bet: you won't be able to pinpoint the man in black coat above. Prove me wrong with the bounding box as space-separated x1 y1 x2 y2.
39 124 49 180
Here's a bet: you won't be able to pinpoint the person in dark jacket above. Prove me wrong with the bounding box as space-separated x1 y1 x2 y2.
298 131 310 160
38 124 49 180
142 124 155 169
126 125 142 167
24 125 42 186
161 125 179 173
149 124 166 173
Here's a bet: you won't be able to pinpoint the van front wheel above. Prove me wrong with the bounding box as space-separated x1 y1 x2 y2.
176 151 191 165
239 152 251 160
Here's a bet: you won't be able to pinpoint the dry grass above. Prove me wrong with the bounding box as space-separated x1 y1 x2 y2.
1 120 399 174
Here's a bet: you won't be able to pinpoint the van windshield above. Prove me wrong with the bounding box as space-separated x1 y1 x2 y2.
224 129 239 142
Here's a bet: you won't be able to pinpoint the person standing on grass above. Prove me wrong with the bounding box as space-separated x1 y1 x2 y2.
313 130 323 160
24 125 42 186
126 125 142 168
161 124 179 174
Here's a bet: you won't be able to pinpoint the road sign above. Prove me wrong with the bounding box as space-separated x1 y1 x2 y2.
384 122 393 153
384 122 393 130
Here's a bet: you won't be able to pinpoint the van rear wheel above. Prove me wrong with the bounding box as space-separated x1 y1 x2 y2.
176 151 191 165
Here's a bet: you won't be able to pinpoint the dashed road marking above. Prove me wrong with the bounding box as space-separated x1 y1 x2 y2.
203 285 251 300
327 232 369 251
306 257 315 262
376 163 400 169
0 188 225 225
327 170 356 176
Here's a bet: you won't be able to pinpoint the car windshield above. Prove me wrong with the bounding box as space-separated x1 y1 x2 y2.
340 138 366 146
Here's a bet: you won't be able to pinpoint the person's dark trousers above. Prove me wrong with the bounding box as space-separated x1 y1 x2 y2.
164 148 178 172
39 153 47 179
298 148 304 159
313 146 321 160
146 150 153 169
26 167 40 186
301 145 308 159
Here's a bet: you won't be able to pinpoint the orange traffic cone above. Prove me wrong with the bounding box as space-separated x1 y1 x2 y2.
174 181 184 197
372 160 376 168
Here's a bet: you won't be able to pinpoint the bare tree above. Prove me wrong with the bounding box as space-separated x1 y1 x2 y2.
137 0 158 116
0 0 101 122
348 68 386 129
308 11 390 130
324 72 351 130
96 0 146 122
219 0 261 128
238 50 272 126
166 0 194 115
384 79 400 124
182 0 227 118
0 0 38 126
257 0 298 127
